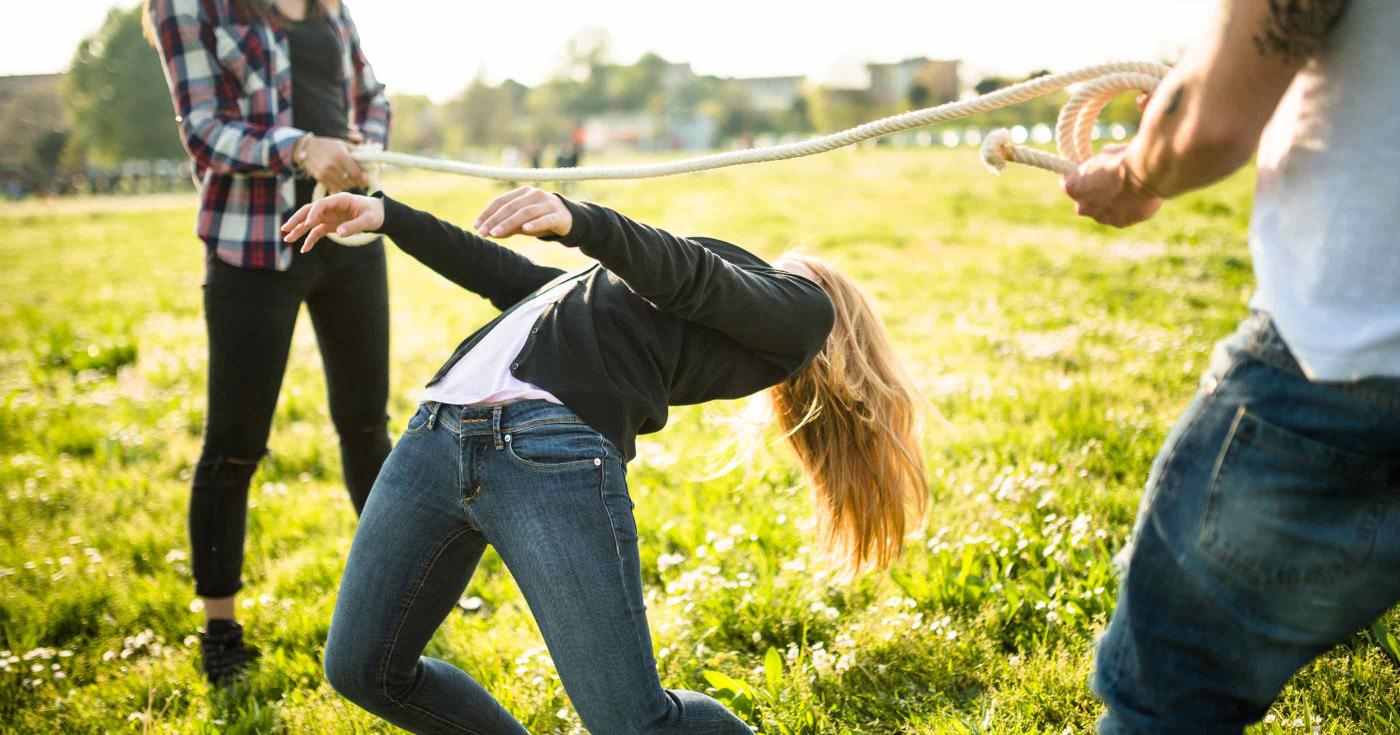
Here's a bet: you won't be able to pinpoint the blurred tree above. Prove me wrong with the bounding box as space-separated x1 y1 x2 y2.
500 79 530 109
387 94 441 153
803 85 876 134
707 82 765 141
974 76 1010 96
66 5 185 163
554 27 613 118
523 80 573 146
609 52 669 112
908 82 931 109
0 85 71 189
446 74 519 150
787 95 812 133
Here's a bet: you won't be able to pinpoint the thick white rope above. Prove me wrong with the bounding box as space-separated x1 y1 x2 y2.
323 60 1168 245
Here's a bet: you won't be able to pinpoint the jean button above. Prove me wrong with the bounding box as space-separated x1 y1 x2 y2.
504 434 511 442
593 458 602 466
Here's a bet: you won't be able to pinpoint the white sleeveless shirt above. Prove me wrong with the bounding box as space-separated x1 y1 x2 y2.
1248 0 1400 380
420 275 579 407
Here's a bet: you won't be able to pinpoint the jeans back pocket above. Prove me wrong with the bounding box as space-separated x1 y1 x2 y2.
1198 406 1388 587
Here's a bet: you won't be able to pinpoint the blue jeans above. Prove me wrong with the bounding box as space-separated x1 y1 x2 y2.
324 400 751 734
1094 313 1400 734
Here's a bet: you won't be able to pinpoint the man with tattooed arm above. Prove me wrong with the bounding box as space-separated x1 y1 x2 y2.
1063 1 1400 732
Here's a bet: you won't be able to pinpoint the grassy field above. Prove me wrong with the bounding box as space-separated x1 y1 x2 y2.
2 148 1397 734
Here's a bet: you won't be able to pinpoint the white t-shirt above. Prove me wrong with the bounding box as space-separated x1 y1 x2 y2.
1248 0 1400 380
420 275 579 407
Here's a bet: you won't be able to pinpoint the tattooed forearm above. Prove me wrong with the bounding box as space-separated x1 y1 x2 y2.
1253 0 1352 61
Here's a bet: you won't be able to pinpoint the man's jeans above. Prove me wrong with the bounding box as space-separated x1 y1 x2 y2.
324 400 751 734
1094 312 1400 734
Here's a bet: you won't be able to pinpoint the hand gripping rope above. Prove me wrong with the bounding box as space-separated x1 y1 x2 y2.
320 60 1169 245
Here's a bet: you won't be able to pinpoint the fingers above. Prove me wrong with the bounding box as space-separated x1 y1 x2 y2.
1063 170 1085 200
334 149 369 190
281 203 313 234
475 186 534 233
282 199 327 242
485 203 554 238
521 212 561 236
336 210 379 238
281 203 320 240
312 141 367 192
475 186 532 232
282 194 351 243
301 222 330 253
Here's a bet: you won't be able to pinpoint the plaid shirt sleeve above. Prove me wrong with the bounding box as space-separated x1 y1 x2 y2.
340 2 391 148
148 0 305 176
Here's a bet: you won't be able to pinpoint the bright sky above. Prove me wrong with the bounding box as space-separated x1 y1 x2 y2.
5 1 1216 101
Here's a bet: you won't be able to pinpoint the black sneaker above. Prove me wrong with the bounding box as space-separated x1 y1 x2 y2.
200 619 261 685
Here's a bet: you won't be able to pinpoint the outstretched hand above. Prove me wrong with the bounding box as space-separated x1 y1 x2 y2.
474 186 573 239
282 192 384 252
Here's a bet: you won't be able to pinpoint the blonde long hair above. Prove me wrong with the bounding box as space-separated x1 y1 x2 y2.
771 255 927 574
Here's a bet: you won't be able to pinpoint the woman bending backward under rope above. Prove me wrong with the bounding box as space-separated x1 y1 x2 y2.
282 187 928 734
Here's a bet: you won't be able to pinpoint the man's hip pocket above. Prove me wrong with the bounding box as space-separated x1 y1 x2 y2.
1198 405 1388 588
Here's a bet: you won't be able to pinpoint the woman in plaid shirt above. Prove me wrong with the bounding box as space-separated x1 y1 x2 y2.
144 0 391 684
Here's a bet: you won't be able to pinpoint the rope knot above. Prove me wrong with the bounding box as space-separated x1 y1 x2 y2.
979 130 1016 175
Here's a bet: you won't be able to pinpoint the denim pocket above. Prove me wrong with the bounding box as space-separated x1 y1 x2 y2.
403 403 435 435
1198 406 1387 587
503 421 604 471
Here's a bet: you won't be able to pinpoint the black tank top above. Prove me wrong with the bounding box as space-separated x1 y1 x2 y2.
286 14 349 204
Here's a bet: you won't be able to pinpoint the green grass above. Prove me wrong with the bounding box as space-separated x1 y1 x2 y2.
1 148 1396 733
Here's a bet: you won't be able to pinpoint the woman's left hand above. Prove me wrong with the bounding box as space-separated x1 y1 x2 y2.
474 186 573 239
282 192 385 252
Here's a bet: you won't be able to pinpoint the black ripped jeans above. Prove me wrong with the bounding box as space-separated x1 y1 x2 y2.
192 232 391 599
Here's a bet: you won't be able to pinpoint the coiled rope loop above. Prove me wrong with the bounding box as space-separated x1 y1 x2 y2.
979 69 1165 175
321 60 1169 245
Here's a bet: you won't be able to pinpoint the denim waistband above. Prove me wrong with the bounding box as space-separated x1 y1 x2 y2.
419 399 596 441
1238 312 1304 377
1239 311 1400 409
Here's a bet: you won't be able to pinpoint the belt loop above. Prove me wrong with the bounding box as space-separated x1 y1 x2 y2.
426 401 441 431
492 406 504 450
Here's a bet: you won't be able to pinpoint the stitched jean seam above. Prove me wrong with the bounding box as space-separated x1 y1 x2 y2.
502 416 585 433
503 441 601 472
375 524 483 735
592 450 660 707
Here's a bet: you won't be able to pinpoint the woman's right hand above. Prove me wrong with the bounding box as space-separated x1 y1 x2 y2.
281 192 384 252
298 135 369 192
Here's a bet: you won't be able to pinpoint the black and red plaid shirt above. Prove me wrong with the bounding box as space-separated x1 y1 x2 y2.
149 0 391 270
